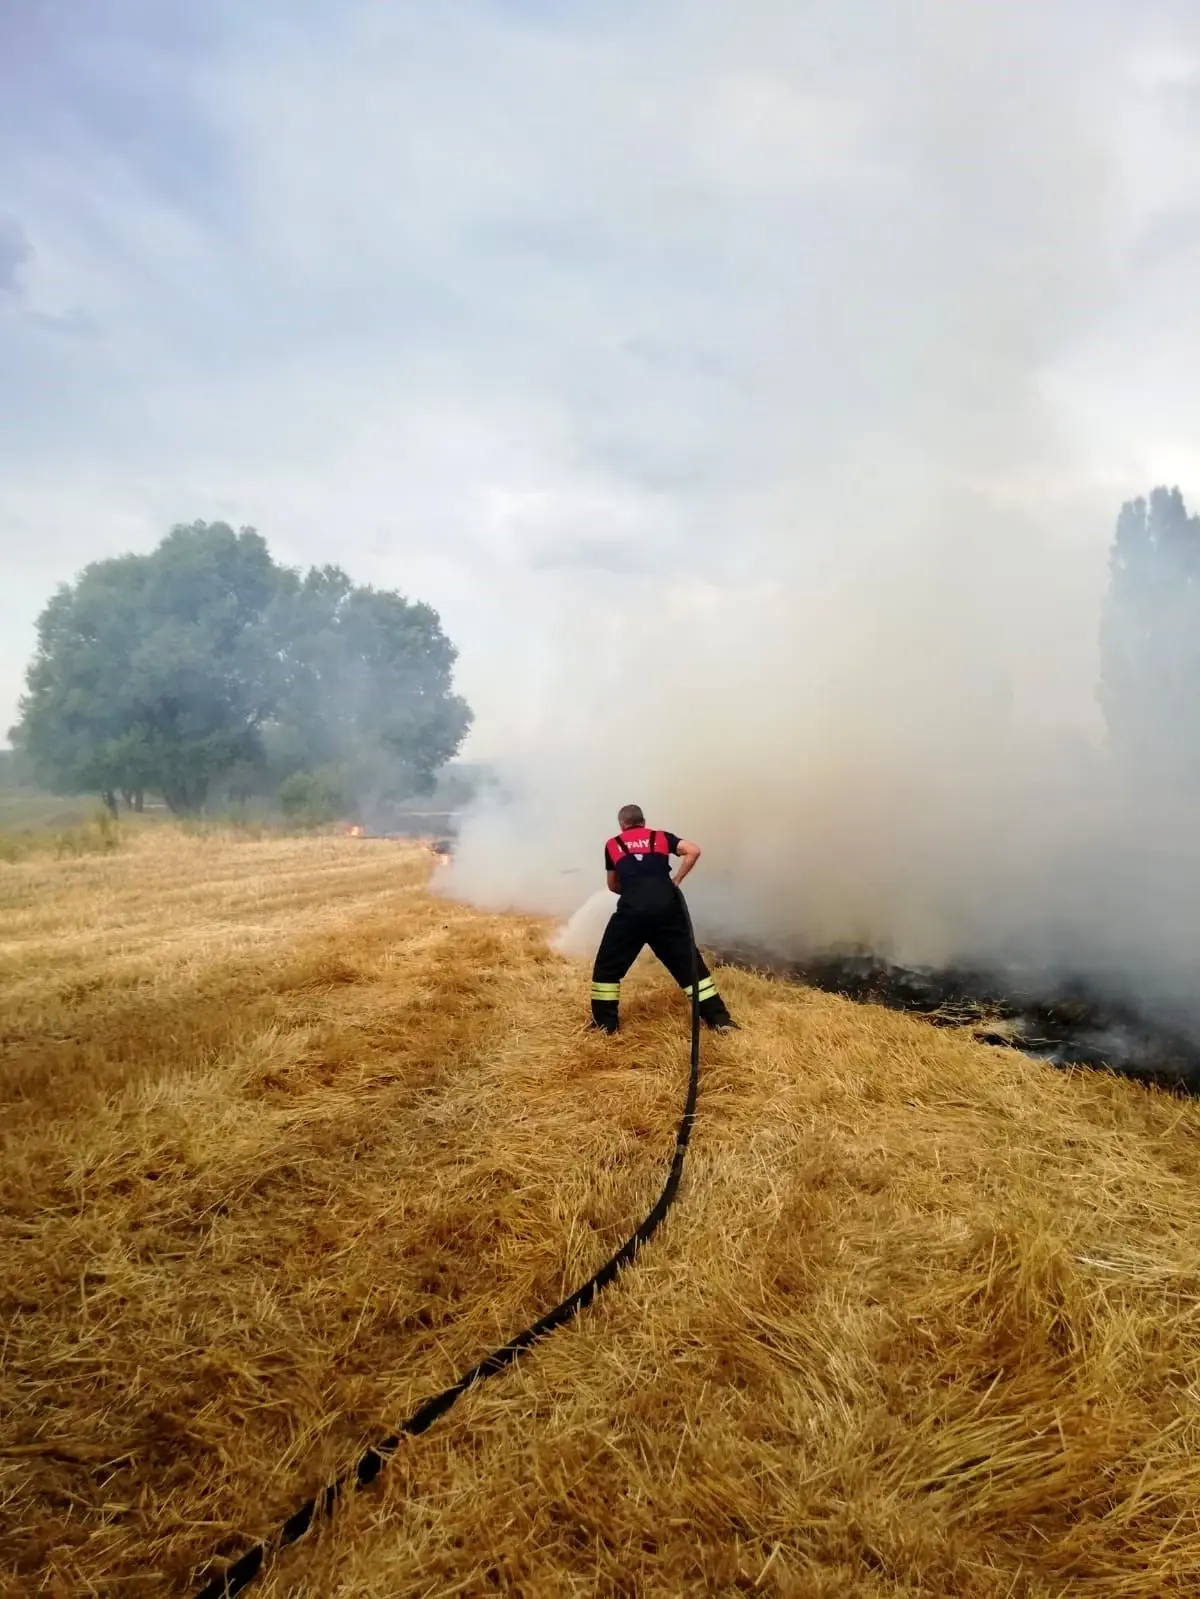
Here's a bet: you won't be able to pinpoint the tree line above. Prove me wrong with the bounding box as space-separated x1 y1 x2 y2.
1100 484 1200 797
7 489 1199 820
8 521 472 821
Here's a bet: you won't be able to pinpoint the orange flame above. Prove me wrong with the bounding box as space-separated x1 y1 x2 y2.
346 824 364 837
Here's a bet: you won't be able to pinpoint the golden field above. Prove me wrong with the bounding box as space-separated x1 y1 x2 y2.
3 829 1200 1597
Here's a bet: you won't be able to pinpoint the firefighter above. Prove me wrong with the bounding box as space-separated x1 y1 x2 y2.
590 804 738 1035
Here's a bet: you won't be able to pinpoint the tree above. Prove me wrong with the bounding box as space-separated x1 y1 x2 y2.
14 553 156 814
121 523 281 811
278 765 350 828
1099 485 1200 794
11 524 473 817
13 523 280 813
0 745 35 791
270 566 472 818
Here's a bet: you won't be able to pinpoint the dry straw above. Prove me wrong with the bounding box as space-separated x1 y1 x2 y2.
2 829 1200 1597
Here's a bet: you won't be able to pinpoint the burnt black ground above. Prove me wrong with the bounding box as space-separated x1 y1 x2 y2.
714 944 1200 1097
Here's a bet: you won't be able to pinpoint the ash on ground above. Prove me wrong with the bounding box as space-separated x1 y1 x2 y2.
715 945 1200 1096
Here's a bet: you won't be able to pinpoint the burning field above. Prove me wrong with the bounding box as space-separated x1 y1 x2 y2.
718 946 1200 1097
4 829 1200 1596
343 821 455 865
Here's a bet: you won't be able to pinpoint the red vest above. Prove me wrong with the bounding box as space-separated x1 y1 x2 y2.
606 828 669 866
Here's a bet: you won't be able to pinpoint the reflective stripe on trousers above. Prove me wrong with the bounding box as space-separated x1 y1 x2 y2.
682 975 718 1002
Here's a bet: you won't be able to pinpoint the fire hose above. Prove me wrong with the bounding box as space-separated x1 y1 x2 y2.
192 888 703 1597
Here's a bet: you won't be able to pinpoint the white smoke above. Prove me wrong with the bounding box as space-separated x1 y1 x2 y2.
436 3 1200 1022
551 890 614 959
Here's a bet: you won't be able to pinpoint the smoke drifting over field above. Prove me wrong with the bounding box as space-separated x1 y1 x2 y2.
443 3 1200 1031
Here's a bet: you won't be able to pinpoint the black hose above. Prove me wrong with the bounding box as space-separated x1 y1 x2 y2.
191 891 702 1598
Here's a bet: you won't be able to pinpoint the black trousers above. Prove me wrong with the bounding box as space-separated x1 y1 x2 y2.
590 899 731 1029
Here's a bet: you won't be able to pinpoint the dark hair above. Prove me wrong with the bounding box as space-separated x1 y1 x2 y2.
618 804 645 829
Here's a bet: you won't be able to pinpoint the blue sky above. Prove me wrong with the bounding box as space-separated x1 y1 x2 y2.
3 0 1200 754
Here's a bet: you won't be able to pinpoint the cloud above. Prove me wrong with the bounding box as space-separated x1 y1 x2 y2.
25 307 103 338
0 217 32 298
0 0 1199 776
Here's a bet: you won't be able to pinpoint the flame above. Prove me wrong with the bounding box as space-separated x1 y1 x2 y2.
346 824 364 837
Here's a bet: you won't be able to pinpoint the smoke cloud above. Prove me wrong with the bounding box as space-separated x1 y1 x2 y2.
438 3 1200 1029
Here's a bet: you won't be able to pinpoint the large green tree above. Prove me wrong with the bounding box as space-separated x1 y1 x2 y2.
269 564 472 816
12 523 472 815
11 552 152 812
1099 485 1200 793
15 524 279 813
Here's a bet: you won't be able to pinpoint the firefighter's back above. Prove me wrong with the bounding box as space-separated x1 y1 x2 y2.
606 825 680 918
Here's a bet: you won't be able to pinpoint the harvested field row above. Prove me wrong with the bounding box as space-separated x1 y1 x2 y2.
3 830 1200 1596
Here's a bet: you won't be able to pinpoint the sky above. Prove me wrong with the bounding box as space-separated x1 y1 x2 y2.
3 0 1200 758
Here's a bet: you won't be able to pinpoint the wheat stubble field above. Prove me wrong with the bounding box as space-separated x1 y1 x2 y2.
3 830 1200 1598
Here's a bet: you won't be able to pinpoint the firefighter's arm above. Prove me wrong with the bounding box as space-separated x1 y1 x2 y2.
607 869 620 894
672 839 701 885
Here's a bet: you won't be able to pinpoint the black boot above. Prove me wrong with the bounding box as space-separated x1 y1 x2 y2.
699 996 738 1031
590 1001 619 1035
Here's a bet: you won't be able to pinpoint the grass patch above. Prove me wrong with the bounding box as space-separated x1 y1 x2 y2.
0 790 101 832
0 806 127 864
